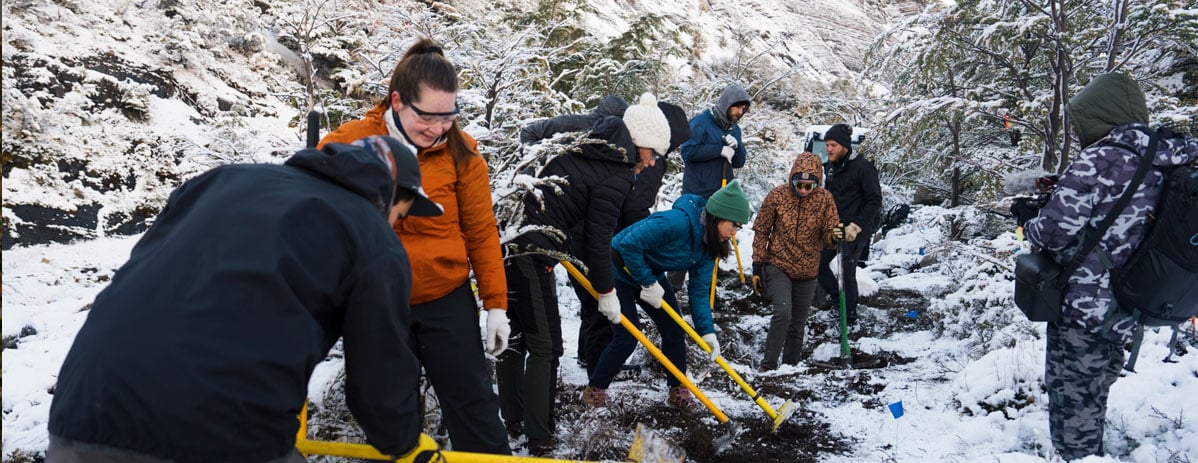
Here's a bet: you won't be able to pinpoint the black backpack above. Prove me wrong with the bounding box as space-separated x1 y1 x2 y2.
1102 129 1198 371
1111 161 1198 326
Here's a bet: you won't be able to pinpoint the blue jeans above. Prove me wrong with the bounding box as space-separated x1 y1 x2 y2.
588 275 684 389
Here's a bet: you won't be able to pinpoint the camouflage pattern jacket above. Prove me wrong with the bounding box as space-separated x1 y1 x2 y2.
1026 125 1197 342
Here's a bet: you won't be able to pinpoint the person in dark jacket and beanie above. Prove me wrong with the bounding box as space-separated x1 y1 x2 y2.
752 153 840 370
581 181 752 412
574 98 692 377
47 136 442 463
519 95 628 145
497 93 672 455
816 123 882 325
1018 73 1197 460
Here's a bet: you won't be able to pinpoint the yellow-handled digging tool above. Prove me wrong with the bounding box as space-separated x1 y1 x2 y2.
296 403 663 462
721 163 746 285
658 297 796 432
560 261 730 424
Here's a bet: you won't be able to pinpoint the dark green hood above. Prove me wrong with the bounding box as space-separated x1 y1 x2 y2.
1066 73 1149 147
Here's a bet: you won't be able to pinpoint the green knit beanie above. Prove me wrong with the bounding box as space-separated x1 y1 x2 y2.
705 180 751 224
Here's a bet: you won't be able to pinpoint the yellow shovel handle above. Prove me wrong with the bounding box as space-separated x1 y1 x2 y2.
561 261 730 423
658 299 779 420
296 438 590 462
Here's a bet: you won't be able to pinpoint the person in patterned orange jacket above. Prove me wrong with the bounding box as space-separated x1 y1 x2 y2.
751 152 840 370
318 37 510 455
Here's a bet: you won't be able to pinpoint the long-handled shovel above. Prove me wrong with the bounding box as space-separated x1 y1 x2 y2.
708 166 747 308
561 261 740 449
655 296 797 432
836 240 853 364
721 163 746 285
296 398 685 462
296 403 601 462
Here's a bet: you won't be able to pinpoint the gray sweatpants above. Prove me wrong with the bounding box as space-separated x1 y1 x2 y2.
1045 321 1125 460
760 264 817 369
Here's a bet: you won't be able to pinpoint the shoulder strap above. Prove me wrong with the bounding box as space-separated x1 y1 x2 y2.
1055 130 1159 284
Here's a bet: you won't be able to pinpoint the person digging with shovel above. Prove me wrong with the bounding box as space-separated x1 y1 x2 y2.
583 181 752 412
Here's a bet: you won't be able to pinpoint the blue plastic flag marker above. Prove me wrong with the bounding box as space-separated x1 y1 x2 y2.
888 401 904 419
905 310 919 319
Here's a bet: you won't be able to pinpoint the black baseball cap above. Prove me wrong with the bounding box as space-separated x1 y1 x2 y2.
354 135 443 217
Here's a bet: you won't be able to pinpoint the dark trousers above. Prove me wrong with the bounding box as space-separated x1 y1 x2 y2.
411 283 511 454
817 238 868 318
588 276 683 389
571 277 615 378
496 256 562 440
1045 321 1125 460
761 264 817 369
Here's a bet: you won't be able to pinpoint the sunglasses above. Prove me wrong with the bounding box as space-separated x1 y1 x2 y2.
402 96 460 125
730 222 744 231
791 178 816 191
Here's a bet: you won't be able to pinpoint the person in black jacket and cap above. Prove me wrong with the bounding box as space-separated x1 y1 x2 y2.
497 93 672 456
48 136 442 463
816 123 882 325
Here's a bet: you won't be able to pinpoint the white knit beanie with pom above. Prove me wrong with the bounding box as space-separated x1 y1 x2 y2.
621 93 671 155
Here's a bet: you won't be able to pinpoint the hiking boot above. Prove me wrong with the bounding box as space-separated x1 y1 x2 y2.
527 437 555 456
582 385 608 408
504 419 523 437
667 386 698 413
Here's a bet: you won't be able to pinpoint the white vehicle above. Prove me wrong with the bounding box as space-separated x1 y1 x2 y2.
802 125 871 163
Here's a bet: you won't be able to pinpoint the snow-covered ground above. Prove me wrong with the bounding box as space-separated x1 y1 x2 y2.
5 205 1196 462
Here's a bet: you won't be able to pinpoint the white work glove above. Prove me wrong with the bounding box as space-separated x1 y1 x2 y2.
844 222 862 242
701 333 720 361
597 290 622 324
639 282 665 308
719 145 735 163
484 308 510 356
723 134 738 148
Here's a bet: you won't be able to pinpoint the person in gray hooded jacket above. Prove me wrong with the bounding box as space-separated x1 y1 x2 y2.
1020 72 1197 460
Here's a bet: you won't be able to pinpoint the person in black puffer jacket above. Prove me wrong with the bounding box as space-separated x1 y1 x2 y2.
497 93 672 456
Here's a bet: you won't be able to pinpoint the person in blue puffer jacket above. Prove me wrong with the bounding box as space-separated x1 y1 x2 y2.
581 181 752 412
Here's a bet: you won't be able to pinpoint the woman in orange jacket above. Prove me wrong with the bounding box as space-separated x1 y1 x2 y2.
319 37 510 455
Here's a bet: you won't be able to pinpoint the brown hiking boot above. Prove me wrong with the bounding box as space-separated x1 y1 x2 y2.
582 385 608 408
528 437 555 456
667 386 698 413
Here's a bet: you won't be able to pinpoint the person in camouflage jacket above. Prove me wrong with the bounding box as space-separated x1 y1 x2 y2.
1021 72 1198 460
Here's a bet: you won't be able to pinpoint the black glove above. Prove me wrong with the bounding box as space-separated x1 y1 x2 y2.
751 262 764 294
1010 197 1042 227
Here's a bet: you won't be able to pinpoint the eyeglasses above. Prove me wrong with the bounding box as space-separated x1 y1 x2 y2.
402 96 460 125
731 222 744 231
